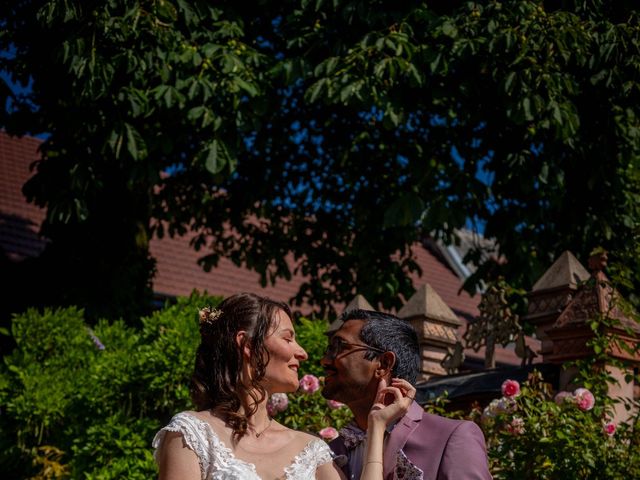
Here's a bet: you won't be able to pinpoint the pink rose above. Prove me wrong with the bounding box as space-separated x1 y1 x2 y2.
603 421 616 436
327 399 345 409
299 374 320 394
266 393 289 416
554 391 574 405
501 379 521 398
573 388 595 411
319 426 339 441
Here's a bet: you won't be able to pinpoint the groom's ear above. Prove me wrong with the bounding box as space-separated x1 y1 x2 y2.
375 351 396 378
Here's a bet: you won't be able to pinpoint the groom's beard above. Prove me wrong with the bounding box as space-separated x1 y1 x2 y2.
321 370 374 406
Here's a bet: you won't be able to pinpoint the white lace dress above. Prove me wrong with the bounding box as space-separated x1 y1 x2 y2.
153 412 334 480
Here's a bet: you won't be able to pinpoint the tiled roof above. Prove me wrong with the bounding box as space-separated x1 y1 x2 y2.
150 233 307 303
0 131 534 366
0 133 47 260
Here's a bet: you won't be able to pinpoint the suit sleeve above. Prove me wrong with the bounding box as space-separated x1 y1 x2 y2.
439 421 492 480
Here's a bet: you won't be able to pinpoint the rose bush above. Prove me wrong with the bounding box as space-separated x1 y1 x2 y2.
425 297 640 479
477 371 640 479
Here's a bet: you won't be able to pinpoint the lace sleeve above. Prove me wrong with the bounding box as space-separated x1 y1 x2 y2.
310 439 335 466
284 439 335 479
152 412 211 478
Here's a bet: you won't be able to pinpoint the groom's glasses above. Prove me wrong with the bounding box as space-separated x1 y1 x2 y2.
324 338 386 361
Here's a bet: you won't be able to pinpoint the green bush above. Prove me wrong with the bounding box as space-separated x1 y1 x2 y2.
0 293 218 479
293 316 329 378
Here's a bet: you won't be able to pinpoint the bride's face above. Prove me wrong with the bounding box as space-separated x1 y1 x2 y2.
261 309 308 394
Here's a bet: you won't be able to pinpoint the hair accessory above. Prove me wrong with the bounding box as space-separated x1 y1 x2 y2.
199 306 222 325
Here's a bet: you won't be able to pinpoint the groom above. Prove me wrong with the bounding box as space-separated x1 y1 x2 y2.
321 309 492 480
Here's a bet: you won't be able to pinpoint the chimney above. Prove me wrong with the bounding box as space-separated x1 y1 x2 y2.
398 284 462 381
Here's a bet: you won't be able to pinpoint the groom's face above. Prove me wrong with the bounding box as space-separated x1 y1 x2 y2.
320 319 380 406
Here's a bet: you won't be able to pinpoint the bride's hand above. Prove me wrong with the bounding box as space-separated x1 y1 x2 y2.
367 378 416 428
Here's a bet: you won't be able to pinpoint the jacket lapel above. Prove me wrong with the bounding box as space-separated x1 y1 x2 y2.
383 401 423 479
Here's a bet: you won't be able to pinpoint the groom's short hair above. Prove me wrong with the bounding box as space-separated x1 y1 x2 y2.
339 309 420 385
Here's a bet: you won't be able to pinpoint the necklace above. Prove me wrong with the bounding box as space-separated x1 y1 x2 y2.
252 418 273 438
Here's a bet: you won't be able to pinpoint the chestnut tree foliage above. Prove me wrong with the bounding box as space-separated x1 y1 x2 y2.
2 0 640 319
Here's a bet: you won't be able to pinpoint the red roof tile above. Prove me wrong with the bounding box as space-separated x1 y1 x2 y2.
0 133 47 260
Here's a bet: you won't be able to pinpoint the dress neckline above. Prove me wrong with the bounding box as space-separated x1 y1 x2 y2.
180 412 319 478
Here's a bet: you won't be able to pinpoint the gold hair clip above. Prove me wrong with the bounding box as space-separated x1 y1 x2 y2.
198 306 222 325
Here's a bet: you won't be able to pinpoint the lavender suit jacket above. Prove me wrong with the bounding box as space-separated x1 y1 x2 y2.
329 402 492 480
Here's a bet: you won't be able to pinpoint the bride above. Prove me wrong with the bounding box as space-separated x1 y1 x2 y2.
153 292 414 479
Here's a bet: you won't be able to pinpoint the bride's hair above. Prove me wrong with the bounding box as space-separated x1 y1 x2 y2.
190 292 292 437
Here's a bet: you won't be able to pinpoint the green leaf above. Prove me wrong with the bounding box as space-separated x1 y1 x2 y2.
306 79 327 103
204 139 231 174
325 57 339 75
176 0 196 26
552 102 562 124
124 123 147 161
441 22 458 39
504 71 516 93
187 106 205 122
156 0 178 22
340 83 355 102
234 77 258 97
374 58 390 78
539 162 549 184
429 53 442 73
522 97 533 121
407 63 422 86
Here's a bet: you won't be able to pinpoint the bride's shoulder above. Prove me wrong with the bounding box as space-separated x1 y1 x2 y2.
294 430 323 443
277 427 328 451
177 410 226 428
163 410 229 440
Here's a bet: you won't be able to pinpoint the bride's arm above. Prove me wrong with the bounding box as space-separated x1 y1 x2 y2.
157 431 201 480
360 378 416 480
317 462 348 480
